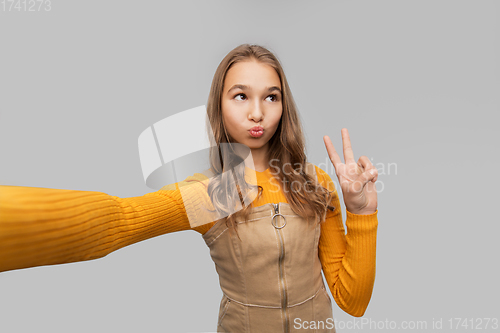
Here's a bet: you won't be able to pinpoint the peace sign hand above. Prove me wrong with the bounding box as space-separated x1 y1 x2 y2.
323 128 378 215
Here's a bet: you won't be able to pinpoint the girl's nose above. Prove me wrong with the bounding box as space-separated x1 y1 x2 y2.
248 101 264 121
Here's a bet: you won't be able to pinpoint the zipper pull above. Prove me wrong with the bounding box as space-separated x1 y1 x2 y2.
271 203 286 229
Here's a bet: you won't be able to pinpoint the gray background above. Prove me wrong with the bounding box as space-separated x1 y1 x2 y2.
1 0 499 332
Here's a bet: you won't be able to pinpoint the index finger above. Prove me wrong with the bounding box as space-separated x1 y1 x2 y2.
323 135 342 170
341 128 355 162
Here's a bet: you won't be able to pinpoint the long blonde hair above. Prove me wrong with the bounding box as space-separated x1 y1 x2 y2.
205 44 333 239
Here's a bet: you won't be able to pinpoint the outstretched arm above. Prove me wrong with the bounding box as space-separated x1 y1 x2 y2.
0 183 193 273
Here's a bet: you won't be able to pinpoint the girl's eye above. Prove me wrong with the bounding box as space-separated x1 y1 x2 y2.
234 93 246 101
267 94 279 102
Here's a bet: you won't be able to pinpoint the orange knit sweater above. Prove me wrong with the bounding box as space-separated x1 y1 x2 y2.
0 165 378 317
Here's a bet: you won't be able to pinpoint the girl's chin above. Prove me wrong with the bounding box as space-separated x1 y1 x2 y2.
248 143 268 150
231 137 268 150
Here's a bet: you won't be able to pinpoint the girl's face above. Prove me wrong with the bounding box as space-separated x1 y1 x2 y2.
221 60 283 156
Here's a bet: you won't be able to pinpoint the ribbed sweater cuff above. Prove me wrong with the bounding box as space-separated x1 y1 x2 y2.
345 209 378 235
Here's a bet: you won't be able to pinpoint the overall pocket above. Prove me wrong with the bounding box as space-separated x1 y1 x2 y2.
320 285 333 305
312 286 336 332
217 295 231 328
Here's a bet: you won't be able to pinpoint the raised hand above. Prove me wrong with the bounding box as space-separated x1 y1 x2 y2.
323 128 378 215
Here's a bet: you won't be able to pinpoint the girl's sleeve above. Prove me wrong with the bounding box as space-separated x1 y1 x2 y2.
0 175 206 273
315 166 378 317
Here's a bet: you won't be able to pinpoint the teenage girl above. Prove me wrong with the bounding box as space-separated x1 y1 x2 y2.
0 44 378 333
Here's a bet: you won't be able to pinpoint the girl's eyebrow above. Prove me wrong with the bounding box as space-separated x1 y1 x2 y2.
227 84 282 95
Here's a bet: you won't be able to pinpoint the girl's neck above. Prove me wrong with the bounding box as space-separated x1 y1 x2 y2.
249 145 270 173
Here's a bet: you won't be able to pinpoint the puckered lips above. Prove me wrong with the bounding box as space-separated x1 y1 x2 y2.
249 126 264 137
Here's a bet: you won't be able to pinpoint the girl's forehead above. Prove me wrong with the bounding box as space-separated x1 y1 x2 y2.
224 61 281 89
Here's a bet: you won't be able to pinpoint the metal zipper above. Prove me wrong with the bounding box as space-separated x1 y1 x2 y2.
272 203 289 333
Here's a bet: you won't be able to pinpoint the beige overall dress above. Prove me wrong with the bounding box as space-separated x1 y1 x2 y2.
202 162 336 333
